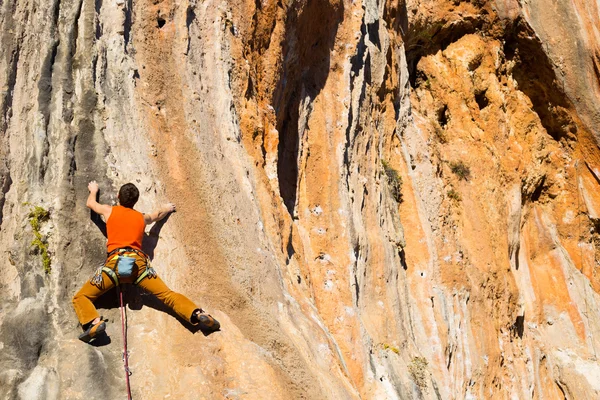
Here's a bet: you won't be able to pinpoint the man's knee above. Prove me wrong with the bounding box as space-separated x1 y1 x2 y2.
72 290 83 305
72 284 91 304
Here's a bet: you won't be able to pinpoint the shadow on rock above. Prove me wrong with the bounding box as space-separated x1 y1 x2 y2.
88 331 112 347
141 213 171 260
138 292 219 337
95 286 218 337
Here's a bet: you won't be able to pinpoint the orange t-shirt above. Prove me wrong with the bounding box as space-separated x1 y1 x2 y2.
106 205 145 253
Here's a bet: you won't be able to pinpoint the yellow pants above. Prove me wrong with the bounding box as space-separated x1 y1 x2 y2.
72 253 198 326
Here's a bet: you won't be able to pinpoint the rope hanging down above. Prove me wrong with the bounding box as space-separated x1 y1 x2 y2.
118 286 133 400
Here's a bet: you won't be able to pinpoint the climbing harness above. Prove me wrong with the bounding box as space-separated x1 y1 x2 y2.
91 248 157 287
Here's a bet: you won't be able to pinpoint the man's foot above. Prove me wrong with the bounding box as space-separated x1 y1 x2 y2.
192 309 220 331
78 318 106 343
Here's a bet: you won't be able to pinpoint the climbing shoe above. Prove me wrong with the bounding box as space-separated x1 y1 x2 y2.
78 319 106 343
192 309 220 331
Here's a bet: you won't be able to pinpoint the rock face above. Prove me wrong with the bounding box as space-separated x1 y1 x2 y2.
1 0 600 398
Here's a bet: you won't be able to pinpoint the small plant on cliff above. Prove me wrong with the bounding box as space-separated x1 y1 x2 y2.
447 188 461 202
381 160 403 203
449 161 471 181
382 343 400 354
27 205 51 274
409 356 429 392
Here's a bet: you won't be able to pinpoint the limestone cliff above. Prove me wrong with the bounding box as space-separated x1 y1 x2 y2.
1 0 600 398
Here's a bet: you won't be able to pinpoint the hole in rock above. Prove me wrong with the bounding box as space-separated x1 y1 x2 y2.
468 55 483 72
157 17 166 28
531 177 546 202
437 105 449 128
512 314 525 339
399 248 408 270
186 7 195 28
475 90 489 110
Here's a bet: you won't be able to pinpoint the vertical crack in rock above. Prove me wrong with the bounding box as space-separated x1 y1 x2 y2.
53 0 61 25
446 344 453 369
37 41 59 131
91 52 98 90
0 41 19 229
37 39 58 180
185 5 195 55
68 134 77 179
344 20 367 168
555 380 568 399
0 172 12 230
94 0 103 39
353 270 360 306
275 0 343 216
376 44 400 121
71 0 84 63
366 20 381 51
123 0 132 52
399 247 408 270
37 0 62 181
73 82 98 171
71 0 99 183
247 0 278 56
1 45 20 133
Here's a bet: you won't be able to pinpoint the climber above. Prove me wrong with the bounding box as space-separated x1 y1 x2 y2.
72 181 220 342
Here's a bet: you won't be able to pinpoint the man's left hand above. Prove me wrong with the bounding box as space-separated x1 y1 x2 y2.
163 203 176 213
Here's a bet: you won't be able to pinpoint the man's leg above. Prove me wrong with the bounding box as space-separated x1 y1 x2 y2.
137 275 198 322
72 272 115 326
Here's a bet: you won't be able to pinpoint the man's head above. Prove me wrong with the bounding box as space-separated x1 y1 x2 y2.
118 183 139 208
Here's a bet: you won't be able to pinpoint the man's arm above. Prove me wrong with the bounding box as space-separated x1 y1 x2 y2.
86 181 112 219
144 203 176 225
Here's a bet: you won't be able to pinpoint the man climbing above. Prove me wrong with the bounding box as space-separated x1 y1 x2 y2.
72 181 220 342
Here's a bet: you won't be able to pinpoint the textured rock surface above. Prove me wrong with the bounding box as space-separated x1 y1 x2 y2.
1 0 600 398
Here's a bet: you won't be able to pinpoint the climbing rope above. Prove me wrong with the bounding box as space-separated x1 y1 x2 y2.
118 286 133 399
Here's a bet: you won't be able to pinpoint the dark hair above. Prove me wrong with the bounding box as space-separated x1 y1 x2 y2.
118 183 139 208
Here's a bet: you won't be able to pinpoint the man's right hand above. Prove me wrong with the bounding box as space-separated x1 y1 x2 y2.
88 181 99 193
